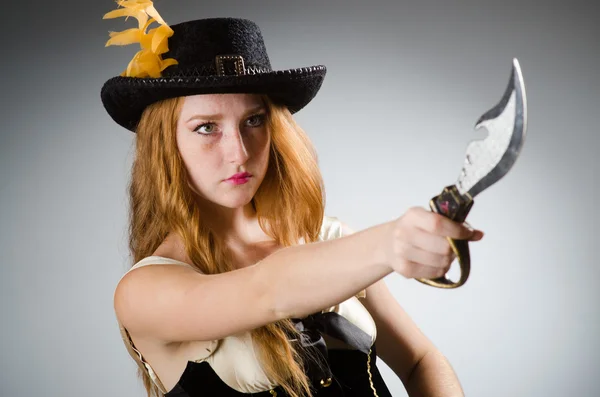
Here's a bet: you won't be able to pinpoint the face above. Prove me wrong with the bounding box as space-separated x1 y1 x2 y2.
176 93 271 209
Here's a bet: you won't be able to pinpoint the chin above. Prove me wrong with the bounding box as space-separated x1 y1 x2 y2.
220 196 255 209
219 187 258 209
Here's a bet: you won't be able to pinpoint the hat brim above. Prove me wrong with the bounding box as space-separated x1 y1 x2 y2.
100 65 326 132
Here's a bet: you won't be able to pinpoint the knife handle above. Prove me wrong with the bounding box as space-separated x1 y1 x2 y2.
416 185 474 289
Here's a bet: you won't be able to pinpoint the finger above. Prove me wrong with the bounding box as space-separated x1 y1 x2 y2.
405 227 453 256
396 241 453 269
400 261 449 280
468 229 484 241
462 221 485 241
416 211 475 240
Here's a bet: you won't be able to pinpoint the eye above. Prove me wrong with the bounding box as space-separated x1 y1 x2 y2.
193 122 218 135
245 113 266 127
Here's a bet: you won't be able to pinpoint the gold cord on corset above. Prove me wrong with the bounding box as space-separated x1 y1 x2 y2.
366 348 379 397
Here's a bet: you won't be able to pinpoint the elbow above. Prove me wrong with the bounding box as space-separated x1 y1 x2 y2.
404 349 450 383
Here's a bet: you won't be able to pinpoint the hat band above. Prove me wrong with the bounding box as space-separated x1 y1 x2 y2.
162 54 272 78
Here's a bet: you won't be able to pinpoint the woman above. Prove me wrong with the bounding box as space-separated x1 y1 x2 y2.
102 5 484 397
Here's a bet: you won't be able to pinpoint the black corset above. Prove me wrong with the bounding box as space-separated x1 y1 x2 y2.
166 344 393 397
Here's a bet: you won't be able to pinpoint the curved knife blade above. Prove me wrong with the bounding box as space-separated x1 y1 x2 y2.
416 58 528 288
456 58 528 198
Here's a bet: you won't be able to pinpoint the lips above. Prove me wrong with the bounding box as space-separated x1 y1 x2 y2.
227 172 252 181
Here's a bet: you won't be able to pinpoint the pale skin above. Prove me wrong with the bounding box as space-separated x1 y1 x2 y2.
114 93 484 395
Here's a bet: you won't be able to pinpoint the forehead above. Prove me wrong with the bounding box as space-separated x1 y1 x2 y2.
180 93 264 116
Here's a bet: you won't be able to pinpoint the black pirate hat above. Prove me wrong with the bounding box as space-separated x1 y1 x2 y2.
101 15 326 132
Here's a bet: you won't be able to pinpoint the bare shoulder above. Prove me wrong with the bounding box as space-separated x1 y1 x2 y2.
113 247 279 344
113 259 200 337
115 238 198 316
113 232 200 335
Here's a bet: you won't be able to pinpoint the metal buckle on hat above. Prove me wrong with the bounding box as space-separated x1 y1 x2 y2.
215 54 246 76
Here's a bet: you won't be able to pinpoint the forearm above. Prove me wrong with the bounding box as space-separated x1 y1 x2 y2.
258 222 393 319
404 350 464 397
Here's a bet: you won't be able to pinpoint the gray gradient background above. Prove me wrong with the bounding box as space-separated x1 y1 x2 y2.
1 0 598 396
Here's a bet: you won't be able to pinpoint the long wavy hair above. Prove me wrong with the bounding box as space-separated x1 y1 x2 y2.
125 94 326 397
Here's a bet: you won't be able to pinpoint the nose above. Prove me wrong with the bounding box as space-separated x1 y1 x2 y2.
223 128 250 165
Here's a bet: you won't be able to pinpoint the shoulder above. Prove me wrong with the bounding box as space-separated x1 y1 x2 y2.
113 257 198 324
116 256 196 289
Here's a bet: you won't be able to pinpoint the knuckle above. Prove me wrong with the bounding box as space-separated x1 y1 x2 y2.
430 214 445 234
397 216 407 229
393 224 404 239
407 206 422 216
406 206 423 222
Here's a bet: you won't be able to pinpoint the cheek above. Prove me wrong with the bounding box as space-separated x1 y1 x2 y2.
178 140 220 180
249 130 271 159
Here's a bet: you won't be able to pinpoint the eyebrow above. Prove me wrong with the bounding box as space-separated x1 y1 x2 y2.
185 105 266 123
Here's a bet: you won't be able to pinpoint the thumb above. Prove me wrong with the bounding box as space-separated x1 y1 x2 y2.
463 221 484 241
469 229 484 241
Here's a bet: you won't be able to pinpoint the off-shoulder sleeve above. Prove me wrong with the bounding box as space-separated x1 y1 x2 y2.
320 215 367 299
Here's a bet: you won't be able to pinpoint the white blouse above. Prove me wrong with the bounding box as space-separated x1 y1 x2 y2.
116 216 376 394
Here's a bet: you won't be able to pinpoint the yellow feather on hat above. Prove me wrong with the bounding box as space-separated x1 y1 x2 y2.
103 0 178 78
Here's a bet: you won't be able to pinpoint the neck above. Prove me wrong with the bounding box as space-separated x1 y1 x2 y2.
197 199 265 246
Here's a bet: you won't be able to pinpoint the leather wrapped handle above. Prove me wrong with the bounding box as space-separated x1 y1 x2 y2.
416 185 474 289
